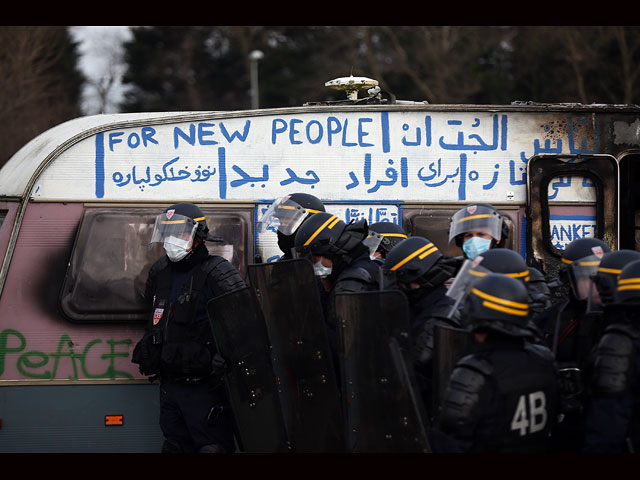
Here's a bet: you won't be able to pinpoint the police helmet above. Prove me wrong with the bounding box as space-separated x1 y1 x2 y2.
593 250 640 304
465 273 530 337
368 222 408 257
258 193 325 236
294 212 368 259
472 248 530 283
560 237 610 300
149 202 209 248
448 203 509 248
611 259 640 307
288 193 325 214
383 236 443 285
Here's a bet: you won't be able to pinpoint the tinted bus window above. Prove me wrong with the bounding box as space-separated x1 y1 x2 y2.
59 207 249 323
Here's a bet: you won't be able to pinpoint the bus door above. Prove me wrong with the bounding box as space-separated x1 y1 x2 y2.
618 150 640 251
526 154 618 280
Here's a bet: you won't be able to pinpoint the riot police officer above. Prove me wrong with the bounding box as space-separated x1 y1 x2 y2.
132 203 246 453
448 203 510 260
583 259 640 452
534 236 610 452
469 248 550 340
590 249 640 339
258 193 325 260
536 237 610 368
367 221 408 261
293 212 380 356
383 236 460 416
429 273 560 452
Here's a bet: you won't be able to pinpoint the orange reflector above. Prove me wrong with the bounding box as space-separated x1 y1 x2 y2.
105 415 124 426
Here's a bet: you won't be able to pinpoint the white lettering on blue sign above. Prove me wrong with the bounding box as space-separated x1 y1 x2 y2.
549 214 597 249
256 203 400 263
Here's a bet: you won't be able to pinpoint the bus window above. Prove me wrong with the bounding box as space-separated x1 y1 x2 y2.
404 208 517 257
59 207 250 324
547 174 597 251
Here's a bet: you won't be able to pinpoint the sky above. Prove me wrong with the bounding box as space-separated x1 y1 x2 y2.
70 26 133 115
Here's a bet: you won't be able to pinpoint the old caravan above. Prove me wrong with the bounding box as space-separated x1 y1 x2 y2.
1 78 639 451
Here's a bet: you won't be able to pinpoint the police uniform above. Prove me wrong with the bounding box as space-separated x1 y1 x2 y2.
383 236 460 416
429 274 559 453
583 259 640 452
293 213 380 367
133 203 246 453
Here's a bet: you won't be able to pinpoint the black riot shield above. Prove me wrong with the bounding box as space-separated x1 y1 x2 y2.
207 286 290 453
247 258 344 453
335 290 430 453
432 320 473 416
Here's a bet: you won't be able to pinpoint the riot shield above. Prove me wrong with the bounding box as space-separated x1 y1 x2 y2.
247 258 344 453
207 286 290 453
432 320 473 417
335 290 430 453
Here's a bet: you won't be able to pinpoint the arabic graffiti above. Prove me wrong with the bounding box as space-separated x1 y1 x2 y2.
0 328 134 380
89 112 600 202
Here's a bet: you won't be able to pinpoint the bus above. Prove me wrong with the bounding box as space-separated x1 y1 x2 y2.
0 76 637 452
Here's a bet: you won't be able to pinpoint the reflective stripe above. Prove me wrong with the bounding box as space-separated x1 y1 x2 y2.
306 208 322 214
598 266 622 274
617 277 640 291
389 243 437 271
193 216 205 221
277 205 297 210
456 213 493 224
419 246 438 259
508 270 530 281
304 215 339 247
577 260 600 267
471 287 528 310
381 233 408 238
561 257 574 264
161 219 188 224
481 300 529 316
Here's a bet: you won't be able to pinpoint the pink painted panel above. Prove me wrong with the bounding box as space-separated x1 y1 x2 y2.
0 202 145 382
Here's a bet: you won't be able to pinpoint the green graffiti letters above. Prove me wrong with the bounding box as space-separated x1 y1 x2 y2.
0 329 134 380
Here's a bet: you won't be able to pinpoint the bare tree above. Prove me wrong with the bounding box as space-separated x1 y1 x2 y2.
0 26 81 166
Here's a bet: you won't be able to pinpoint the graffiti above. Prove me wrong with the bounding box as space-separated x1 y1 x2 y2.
0 328 133 381
32 110 606 203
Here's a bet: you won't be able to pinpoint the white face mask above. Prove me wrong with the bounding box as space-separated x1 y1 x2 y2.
313 259 333 278
164 241 190 262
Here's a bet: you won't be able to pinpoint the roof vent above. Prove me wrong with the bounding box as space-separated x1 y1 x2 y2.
325 75 379 100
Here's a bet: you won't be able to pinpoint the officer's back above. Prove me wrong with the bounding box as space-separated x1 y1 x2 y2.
429 274 559 452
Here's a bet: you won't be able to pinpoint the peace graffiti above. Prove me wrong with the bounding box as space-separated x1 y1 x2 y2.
0 329 133 380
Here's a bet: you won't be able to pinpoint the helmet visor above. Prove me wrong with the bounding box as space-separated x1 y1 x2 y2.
446 258 492 304
257 196 310 235
362 231 383 258
448 208 503 245
149 213 198 249
568 254 601 301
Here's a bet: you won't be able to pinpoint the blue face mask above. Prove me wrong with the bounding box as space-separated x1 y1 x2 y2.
462 236 492 260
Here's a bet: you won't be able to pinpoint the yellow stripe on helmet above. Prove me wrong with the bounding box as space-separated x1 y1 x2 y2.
304 215 339 247
618 277 640 285
481 300 529 316
382 233 408 238
471 287 529 311
598 266 622 275
390 243 437 271
456 213 493 224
